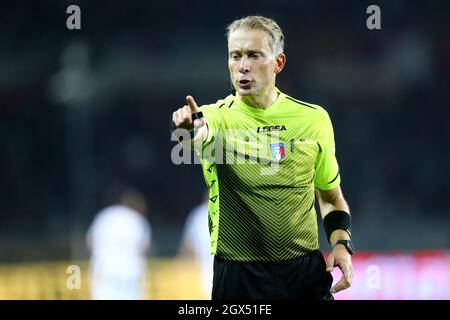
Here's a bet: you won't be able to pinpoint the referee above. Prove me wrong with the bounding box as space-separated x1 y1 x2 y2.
171 16 354 300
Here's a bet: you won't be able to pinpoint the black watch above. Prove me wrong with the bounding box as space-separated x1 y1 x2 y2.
333 240 355 255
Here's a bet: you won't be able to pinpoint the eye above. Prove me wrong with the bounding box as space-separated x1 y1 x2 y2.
230 53 240 61
249 53 261 59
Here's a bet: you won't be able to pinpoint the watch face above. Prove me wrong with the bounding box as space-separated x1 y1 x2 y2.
345 241 355 254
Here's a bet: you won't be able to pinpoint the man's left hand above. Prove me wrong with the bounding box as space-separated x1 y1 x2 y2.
326 244 353 293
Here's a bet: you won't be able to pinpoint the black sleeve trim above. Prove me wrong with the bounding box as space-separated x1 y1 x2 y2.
285 96 317 109
327 170 340 184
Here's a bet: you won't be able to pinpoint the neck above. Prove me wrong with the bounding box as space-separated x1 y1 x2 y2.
238 86 278 109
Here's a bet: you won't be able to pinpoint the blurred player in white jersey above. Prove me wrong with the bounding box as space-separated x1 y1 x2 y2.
178 191 213 299
87 187 151 300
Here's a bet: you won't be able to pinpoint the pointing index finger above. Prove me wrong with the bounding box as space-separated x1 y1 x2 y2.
186 95 199 112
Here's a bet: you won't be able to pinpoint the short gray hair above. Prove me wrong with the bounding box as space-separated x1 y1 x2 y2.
226 16 285 55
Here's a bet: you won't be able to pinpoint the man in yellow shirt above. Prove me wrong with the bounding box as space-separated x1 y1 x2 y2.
171 15 354 300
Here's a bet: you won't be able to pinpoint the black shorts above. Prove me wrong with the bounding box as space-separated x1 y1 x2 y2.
212 250 333 300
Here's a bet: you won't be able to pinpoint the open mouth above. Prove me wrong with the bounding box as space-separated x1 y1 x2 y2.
238 79 252 87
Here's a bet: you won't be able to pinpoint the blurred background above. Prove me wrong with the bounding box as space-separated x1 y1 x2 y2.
0 0 449 299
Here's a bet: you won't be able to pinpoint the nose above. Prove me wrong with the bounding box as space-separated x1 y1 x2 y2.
238 56 250 73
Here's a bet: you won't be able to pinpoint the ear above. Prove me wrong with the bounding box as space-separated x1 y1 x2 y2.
274 53 286 74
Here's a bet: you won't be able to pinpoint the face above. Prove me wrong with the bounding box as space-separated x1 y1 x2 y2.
228 29 284 97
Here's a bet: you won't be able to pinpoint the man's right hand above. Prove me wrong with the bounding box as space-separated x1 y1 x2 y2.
172 95 205 131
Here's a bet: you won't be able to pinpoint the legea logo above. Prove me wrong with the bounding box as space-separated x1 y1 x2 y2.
257 125 286 133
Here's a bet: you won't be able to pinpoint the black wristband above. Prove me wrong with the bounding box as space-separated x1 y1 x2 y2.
322 210 351 243
191 111 203 121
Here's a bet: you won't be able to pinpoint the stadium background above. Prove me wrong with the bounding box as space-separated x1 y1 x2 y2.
0 0 449 299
